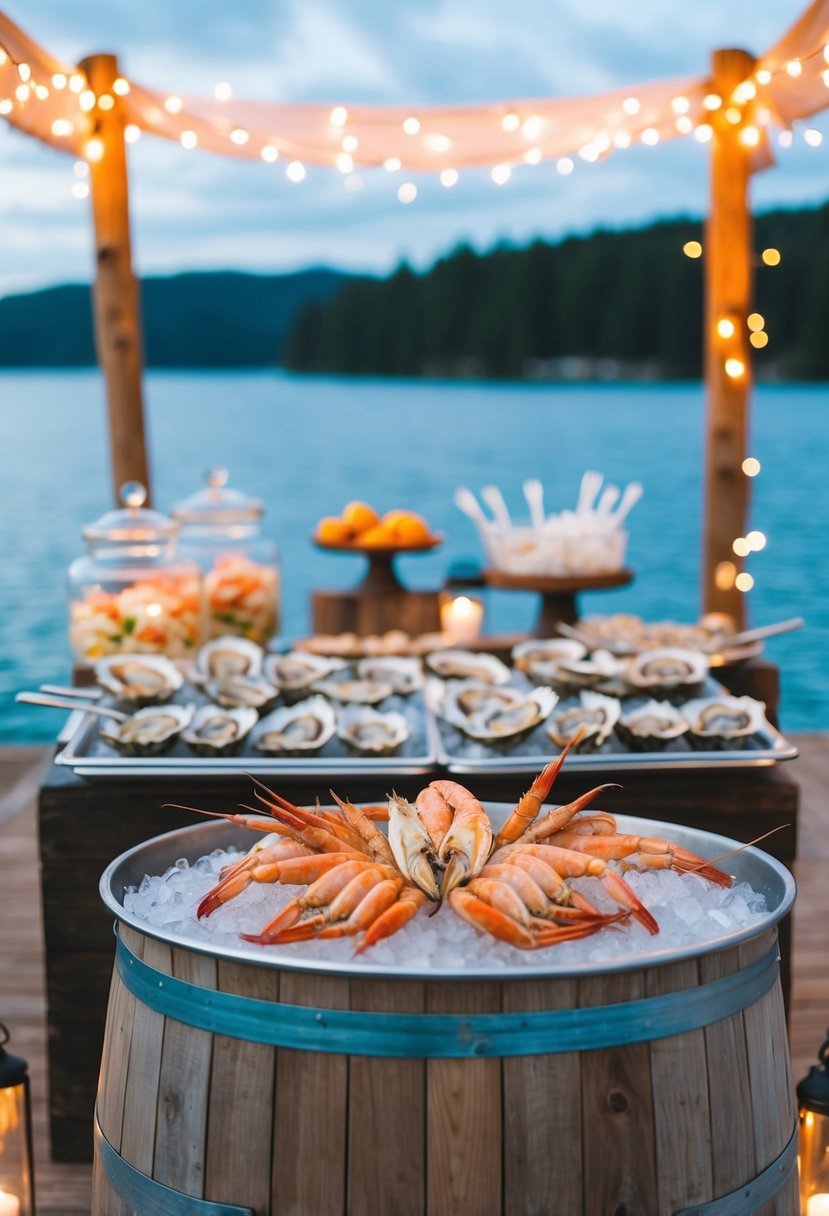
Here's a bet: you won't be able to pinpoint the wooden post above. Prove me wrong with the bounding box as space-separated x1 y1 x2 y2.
702 48 756 628
80 53 150 504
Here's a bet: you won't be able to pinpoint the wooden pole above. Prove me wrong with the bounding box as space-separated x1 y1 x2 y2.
702 48 756 628
80 53 150 505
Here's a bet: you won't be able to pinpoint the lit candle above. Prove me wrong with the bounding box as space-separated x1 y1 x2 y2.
440 595 483 644
0 1189 20 1216
807 1196 829 1216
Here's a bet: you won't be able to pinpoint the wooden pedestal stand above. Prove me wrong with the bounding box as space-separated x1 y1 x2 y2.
484 567 634 634
312 543 442 637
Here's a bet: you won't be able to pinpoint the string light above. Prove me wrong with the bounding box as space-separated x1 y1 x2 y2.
641 127 660 145
424 133 451 152
613 130 632 147
402 116 420 135
260 145 278 162
804 128 823 146
762 248 781 265
755 69 772 85
778 130 793 147
579 143 599 161
747 313 765 331
15 84 30 102
78 89 95 112
214 82 232 101
622 97 640 115
73 160 88 177
17 62 30 82
522 115 542 140
732 81 756 104
501 112 520 131
397 181 417 203
703 93 723 110
716 318 735 338
725 106 742 124
124 124 141 143
556 157 574 175
675 116 693 134
341 134 359 152
523 146 542 164
68 74 84 94
491 163 511 184
98 94 114 111
746 530 766 550
683 240 702 258
163 95 183 114
71 181 89 199
0 100 12 116
732 537 751 557
735 572 754 592
180 130 197 149
671 95 690 114
785 60 803 77
85 137 104 162
743 457 761 476
286 160 305 181
694 124 713 142
750 331 769 348
230 128 249 145
329 106 347 126
824 70 829 87
714 561 737 591
51 73 66 89
50 118 73 136
336 152 353 173
440 168 458 187
383 157 401 171
739 125 760 147
113 77 130 96
725 357 745 378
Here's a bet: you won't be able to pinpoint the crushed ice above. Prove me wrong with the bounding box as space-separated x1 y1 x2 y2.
122 842 771 971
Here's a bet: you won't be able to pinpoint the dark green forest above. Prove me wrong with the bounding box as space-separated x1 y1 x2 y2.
283 203 829 380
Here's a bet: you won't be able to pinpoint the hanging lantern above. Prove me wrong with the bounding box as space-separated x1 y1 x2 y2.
0 1024 35 1216
798 1030 829 1215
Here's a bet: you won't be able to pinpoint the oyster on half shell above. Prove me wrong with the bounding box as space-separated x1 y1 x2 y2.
95 654 183 706
190 635 264 683
337 706 410 754
263 652 348 695
205 675 278 711
616 699 689 752
180 704 258 755
681 695 766 750
100 703 194 756
425 649 511 685
356 656 425 695
624 647 709 700
434 679 558 742
311 677 394 705
546 691 620 751
511 638 587 685
254 696 336 754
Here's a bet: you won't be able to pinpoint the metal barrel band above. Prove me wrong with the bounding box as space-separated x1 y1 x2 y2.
94 1110 253 1215
115 926 780 1059
673 1122 798 1216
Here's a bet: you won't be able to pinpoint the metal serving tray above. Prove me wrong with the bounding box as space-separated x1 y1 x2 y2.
56 691 441 778
429 676 799 774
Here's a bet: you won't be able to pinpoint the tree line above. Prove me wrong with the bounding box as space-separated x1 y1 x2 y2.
283 203 829 380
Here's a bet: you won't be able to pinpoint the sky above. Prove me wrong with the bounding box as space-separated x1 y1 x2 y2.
0 0 826 295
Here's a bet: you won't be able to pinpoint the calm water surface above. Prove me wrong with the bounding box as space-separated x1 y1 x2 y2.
1 371 826 742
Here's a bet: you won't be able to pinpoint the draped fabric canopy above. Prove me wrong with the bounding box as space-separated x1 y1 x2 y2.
1 0 828 173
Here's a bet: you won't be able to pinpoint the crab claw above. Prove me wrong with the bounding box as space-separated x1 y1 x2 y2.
387 793 440 900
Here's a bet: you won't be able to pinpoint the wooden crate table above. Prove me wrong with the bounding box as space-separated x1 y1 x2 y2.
38 744 798 1163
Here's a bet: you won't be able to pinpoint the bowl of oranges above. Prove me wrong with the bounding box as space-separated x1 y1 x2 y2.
314 502 442 554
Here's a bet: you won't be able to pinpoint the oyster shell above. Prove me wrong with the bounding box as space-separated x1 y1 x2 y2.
616 699 689 751
681 696 766 750
511 638 587 684
95 654 183 706
263 652 348 695
100 703 194 755
205 675 278 711
311 677 394 705
337 706 410 754
625 647 708 700
180 704 258 755
356 656 425 695
434 679 558 742
191 635 264 683
425 649 511 684
254 696 336 753
552 649 626 693
546 691 621 751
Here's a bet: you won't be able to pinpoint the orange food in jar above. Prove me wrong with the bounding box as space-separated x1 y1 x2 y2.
342 501 380 535
383 510 432 546
317 516 354 545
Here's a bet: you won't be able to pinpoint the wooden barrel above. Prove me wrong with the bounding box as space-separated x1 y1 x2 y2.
92 817 798 1216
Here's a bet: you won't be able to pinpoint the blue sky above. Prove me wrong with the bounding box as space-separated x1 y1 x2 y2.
0 0 825 294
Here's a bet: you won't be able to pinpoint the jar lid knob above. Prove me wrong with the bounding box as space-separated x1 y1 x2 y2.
120 481 147 510
205 466 229 491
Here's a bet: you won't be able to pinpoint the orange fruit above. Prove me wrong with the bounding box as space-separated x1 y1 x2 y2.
357 523 397 547
383 510 432 546
342 501 380 535
317 516 353 545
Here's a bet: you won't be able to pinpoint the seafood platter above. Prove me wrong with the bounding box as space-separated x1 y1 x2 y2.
425 639 798 772
51 635 439 777
102 744 796 975
48 634 799 777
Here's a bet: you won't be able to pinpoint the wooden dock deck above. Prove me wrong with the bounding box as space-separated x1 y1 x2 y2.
2 739 828 1215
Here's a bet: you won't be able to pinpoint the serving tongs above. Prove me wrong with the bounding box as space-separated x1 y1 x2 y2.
15 691 127 721
557 616 805 657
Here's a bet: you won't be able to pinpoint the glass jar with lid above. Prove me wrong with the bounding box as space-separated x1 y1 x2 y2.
67 482 205 663
172 468 281 645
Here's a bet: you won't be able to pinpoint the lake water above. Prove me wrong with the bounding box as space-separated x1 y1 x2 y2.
1 371 826 742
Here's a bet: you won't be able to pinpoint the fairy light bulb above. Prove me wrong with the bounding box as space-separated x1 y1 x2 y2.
613 130 632 147
778 130 794 148
15 84 29 102
85 137 104 162
715 561 737 591
703 93 722 111
732 81 756 104
260 145 278 162
52 73 67 89
214 82 232 101
746 530 766 551
69 74 84 94
98 94 114 111
73 161 89 178
0 100 12 115
671 96 690 114
823 65 829 84
786 60 802 77
336 152 353 173
743 457 761 476
725 357 745 379
622 97 640 115
397 181 417 203
755 69 772 85
180 130 198 149
675 116 693 134
491 164 511 184
683 240 702 258
384 157 401 172
164 95 183 114
824 44 829 63
522 115 542 140
762 248 781 266
230 128 249 145
17 62 31 82
804 129 823 147
694 124 713 142
403 116 420 135
732 537 750 557
124 124 141 143
286 161 306 182
113 77 130 96
725 106 742 125
424 133 451 152
641 127 660 145
747 313 765 332
501 112 520 131
556 157 574 175
50 118 73 136
341 134 359 152
523 146 542 164
735 572 754 592
750 331 769 349
579 143 599 162
717 318 735 338
440 168 458 187
78 90 96 112
71 181 89 199
329 105 347 126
